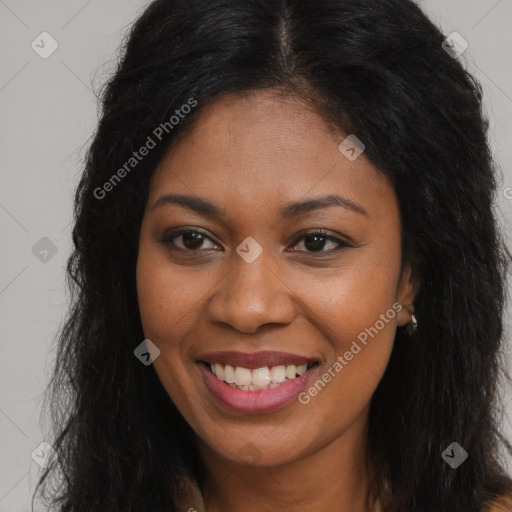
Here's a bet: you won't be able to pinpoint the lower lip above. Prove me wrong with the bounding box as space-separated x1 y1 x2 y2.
198 362 317 414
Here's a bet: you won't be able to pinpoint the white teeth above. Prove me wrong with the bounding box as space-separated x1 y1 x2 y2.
214 363 224 380
285 365 297 379
223 364 236 383
296 364 307 376
269 365 286 383
234 366 252 386
252 367 271 387
209 362 313 390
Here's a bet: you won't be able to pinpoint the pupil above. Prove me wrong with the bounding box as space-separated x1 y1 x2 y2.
183 232 204 249
305 235 326 252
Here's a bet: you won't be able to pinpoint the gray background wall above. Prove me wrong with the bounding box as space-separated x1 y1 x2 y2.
0 1 511 510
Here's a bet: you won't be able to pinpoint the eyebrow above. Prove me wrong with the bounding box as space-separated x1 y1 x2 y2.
150 193 368 219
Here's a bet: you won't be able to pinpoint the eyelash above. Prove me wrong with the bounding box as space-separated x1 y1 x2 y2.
159 227 353 256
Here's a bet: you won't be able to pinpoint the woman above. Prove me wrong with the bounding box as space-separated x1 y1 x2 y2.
34 0 512 510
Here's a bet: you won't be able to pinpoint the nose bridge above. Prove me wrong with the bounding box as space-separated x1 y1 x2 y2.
207 245 296 332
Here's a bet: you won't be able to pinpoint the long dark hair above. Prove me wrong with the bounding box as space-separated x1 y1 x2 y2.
34 0 512 510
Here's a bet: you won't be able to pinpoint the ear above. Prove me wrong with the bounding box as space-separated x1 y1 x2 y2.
396 263 420 327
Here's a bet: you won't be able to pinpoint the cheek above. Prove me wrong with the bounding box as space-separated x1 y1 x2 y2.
135 245 202 414
287 248 400 404
291 248 400 350
136 243 206 344
136 244 205 418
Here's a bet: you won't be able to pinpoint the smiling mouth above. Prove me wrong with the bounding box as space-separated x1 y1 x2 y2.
201 361 319 391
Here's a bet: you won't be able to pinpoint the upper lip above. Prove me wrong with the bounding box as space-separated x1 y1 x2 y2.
198 350 317 369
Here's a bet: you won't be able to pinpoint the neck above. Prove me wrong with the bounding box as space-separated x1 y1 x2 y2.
196 408 377 512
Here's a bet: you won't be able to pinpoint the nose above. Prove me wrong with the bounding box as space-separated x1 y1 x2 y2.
206 250 296 334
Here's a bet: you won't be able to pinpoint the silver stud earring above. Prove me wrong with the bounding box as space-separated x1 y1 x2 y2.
404 312 418 335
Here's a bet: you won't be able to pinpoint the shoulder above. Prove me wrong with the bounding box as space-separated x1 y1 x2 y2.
483 491 512 512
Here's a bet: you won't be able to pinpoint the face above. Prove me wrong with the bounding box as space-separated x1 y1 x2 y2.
136 89 418 468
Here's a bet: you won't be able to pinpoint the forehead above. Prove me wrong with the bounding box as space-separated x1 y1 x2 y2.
148 90 398 225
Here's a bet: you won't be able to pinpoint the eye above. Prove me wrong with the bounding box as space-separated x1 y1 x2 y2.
160 227 352 255
160 228 220 251
288 229 353 254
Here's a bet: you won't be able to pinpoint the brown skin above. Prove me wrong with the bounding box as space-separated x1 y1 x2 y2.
136 89 419 512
